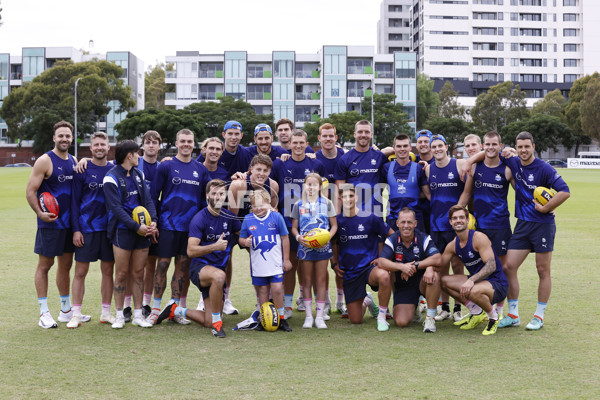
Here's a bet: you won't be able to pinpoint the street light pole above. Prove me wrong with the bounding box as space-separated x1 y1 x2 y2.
74 77 82 158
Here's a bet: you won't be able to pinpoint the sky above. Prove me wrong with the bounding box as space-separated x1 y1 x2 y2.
0 0 381 69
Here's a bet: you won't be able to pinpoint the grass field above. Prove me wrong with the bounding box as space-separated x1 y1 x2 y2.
1 168 599 399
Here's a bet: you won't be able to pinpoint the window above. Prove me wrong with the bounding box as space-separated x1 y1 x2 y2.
564 44 577 52
199 84 223 100
199 63 223 78
177 84 198 100
252 105 272 115
248 63 271 78
473 73 498 82
347 81 371 97
563 13 577 21
274 60 293 78
521 43 542 52
520 59 542 67
225 59 245 79
564 74 577 82
295 84 319 100
563 0 576 5
431 61 469 65
473 58 497 66
474 27 497 35
0 83 8 100
23 56 44 79
389 33 409 41
431 15 468 19
564 59 578 67
520 29 541 36
295 63 319 79
474 12 497 20
273 82 293 100
225 83 245 100
396 84 416 102
347 59 373 75
431 46 470 50
396 60 416 79
564 29 577 37
295 106 320 122
375 63 394 79
511 13 518 21
431 31 468 35
511 43 518 51
473 43 497 51
324 54 346 75
520 74 542 82
520 13 541 21
521 0 541 5
324 79 344 97
375 84 394 94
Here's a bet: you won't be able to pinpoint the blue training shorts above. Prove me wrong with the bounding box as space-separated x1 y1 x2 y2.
112 229 150 251
509 219 556 253
479 228 512 257
252 274 284 286
34 228 74 258
75 231 114 262
156 229 189 258
343 264 378 304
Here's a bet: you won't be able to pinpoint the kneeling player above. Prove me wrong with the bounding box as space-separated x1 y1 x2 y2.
238 190 292 332
377 208 442 332
158 180 240 338
440 205 508 335
333 185 394 331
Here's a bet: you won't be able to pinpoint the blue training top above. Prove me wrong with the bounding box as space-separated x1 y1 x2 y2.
37 151 77 230
473 161 511 230
454 230 508 286
429 158 465 232
71 162 113 233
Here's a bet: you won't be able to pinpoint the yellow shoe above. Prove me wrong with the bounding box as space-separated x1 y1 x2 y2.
459 312 487 330
482 317 500 336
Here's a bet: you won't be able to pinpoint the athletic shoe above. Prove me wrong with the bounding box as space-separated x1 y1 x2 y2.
132 316 153 328
482 318 500 336
145 313 159 326
67 315 82 329
123 307 132 323
156 303 177 324
452 310 463 322
417 300 427 314
100 313 116 324
323 299 331 315
173 315 191 325
58 310 91 323
303 315 314 328
255 323 265 331
296 297 306 311
39 311 58 329
525 316 544 330
315 317 327 329
284 307 293 320
233 311 260 331
366 292 379 318
453 313 471 327
341 308 349 318
413 307 423 323
459 312 488 330
212 323 226 338
323 313 331 321
386 308 393 320
112 316 125 329
498 314 520 328
197 298 205 311
223 299 239 315
434 309 451 321
142 305 152 318
423 316 436 333
336 302 347 314
377 320 390 332
278 319 292 332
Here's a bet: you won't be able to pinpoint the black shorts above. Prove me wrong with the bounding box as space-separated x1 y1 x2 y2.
393 269 425 306
148 242 159 257
509 219 556 253
478 228 512 257
343 265 378 304
189 263 225 300
430 230 456 253
34 228 74 258
75 231 114 262
156 230 189 258
489 279 508 305
112 229 150 251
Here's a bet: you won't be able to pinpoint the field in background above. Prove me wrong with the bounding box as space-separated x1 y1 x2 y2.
0 168 598 399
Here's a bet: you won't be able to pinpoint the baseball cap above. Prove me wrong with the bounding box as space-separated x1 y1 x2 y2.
224 120 242 132
254 123 273 135
429 134 447 146
416 130 433 140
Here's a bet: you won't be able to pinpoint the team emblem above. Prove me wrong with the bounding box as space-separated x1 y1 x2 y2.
350 169 359 176
495 174 501 182
223 222 228 229
475 180 482 188
528 174 534 182
413 247 420 255
89 182 98 190
193 171 198 178
249 225 257 231
395 247 403 254
371 159 376 165
358 224 364 232
430 182 437 190
172 177 181 185
304 169 310 175
468 251 474 258
448 172 454 180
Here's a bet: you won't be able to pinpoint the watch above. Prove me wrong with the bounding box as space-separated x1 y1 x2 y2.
414 261 420 269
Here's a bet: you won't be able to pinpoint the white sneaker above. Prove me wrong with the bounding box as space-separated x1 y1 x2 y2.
223 299 239 315
323 313 331 321
323 297 332 315
423 316 437 333
434 309 451 321
145 313 159 326
58 310 91 323
132 315 153 328
303 315 314 328
315 316 327 329
366 292 379 318
39 311 58 329
173 315 191 325
452 310 463 322
296 297 306 311
100 313 116 324
112 316 125 329
336 302 347 315
197 298 205 311
67 315 82 329
284 307 293 320
413 307 423 323
417 301 427 314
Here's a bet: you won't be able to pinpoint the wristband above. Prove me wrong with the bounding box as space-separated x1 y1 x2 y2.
331 262 338 270
296 234 301 242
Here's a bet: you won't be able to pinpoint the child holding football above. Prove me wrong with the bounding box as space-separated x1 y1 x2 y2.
291 173 338 329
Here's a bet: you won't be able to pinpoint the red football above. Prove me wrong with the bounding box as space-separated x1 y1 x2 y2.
39 192 59 216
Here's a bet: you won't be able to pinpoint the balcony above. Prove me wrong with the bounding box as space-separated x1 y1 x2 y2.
165 92 176 100
295 92 320 100
165 71 176 79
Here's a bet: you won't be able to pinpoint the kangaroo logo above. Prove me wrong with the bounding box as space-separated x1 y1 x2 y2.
253 238 278 261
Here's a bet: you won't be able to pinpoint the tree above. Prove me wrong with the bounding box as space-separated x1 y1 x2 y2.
424 117 474 154
303 111 363 146
0 60 134 153
470 81 528 133
580 78 600 141
416 73 439 129
145 63 175 110
564 73 599 153
531 89 567 121
361 93 410 147
437 81 465 119
502 113 572 156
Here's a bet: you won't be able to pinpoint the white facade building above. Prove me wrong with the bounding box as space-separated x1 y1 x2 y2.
378 0 413 53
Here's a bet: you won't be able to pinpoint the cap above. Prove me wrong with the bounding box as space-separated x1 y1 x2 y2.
224 121 242 132
254 123 273 135
416 129 433 140
429 134 447 146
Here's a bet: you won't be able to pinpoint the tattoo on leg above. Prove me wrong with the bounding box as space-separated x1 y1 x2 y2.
114 285 125 294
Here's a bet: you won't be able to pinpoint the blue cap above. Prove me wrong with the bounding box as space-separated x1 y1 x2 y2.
254 123 273 135
224 120 242 132
416 130 433 140
429 134 447 146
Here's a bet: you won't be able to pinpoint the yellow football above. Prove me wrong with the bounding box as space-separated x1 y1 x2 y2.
304 228 331 249
132 206 151 226
533 186 555 206
321 177 329 190
409 152 416 162
468 213 477 230
260 302 280 332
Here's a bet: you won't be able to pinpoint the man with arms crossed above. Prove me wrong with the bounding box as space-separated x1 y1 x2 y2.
26 121 91 328
440 205 509 335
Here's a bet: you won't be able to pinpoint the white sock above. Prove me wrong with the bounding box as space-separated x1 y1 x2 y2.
486 309 498 321
316 301 325 319
378 306 388 322
304 298 312 317
534 302 547 320
123 295 132 309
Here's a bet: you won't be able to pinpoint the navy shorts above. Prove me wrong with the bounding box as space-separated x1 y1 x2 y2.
75 231 114 262
112 229 150 251
430 230 456 253
489 279 508 305
252 274 284 286
343 264 378 304
34 228 74 258
478 228 512 257
157 230 188 258
509 219 556 253
393 269 425 306
190 262 226 300
148 242 159 257
297 242 332 261
387 217 425 234
289 232 299 252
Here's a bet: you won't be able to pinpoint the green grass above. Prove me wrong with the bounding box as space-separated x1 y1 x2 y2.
1 168 599 399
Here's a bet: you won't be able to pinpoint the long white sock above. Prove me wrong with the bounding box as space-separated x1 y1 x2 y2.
534 302 547 320
316 301 325 319
304 298 312 317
